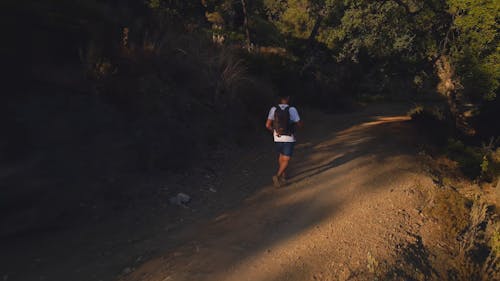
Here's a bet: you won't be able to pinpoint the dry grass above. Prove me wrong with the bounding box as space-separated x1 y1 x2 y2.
374 148 500 281
421 184 499 281
425 188 470 242
451 200 498 281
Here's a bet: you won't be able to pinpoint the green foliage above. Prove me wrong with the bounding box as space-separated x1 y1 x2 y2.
263 0 288 21
443 137 499 182
147 0 205 24
480 155 489 175
445 139 484 179
480 145 500 182
286 1 317 38
409 105 452 145
492 226 500 257
11 0 499 169
448 0 499 55
249 15 285 46
196 0 498 140
447 0 500 101
324 1 415 60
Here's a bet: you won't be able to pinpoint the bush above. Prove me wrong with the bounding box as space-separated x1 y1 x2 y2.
492 226 500 257
409 105 453 145
445 139 484 179
471 98 500 141
93 32 275 169
480 145 500 183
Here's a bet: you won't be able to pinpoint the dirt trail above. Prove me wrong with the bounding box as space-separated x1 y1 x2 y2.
119 104 434 281
1 103 440 281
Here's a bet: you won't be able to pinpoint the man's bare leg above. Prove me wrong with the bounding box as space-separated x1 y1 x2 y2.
277 153 290 177
273 154 290 187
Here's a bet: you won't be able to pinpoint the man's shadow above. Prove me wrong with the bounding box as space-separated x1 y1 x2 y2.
287 149 365 185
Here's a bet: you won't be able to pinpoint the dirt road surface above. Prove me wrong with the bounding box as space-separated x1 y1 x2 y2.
119 104 434 281
2 103 438 281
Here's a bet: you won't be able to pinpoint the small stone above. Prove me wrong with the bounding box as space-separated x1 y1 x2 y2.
169 193 191 206
209 187 217 193
122 267 132 275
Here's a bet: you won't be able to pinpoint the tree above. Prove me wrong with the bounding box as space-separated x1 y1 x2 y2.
241 0 252 49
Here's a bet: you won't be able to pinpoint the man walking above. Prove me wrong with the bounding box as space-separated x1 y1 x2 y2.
265 95 303 187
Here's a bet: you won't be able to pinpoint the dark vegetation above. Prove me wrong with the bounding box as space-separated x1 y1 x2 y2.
1 0 498 245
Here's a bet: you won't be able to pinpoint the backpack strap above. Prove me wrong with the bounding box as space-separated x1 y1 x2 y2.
275 105 290 112
274 105 282 116
274 105 290 121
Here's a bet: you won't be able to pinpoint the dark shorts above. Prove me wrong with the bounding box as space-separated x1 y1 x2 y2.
275 142 295 157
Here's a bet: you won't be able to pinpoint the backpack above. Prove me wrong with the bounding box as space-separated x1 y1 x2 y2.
273 105 294 136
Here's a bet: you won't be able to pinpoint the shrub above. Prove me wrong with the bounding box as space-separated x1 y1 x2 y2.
469 97 500 142
491 226 500 257
409 105 453 145
445 139 483 179
480 143 500 182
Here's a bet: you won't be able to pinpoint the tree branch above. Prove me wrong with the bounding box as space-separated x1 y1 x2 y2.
391 0 422 15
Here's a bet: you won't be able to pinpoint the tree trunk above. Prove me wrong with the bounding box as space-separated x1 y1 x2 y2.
435 55 461 129
307 15 323 47
240 0 251 50
301 12 324 75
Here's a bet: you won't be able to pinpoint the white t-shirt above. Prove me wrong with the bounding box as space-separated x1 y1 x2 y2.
267 104 300 142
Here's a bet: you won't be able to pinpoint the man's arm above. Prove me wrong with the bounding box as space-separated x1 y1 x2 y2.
266 107 275 132
265 119 273 132
290 107 303 129
295 120 304 129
